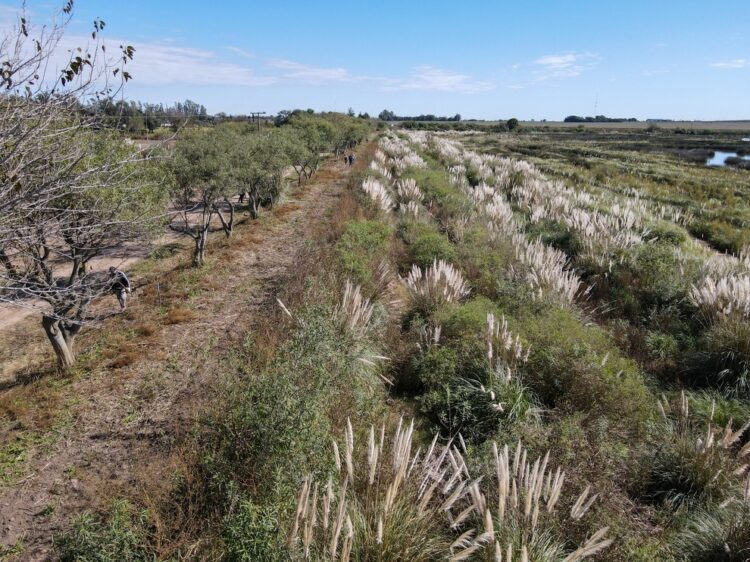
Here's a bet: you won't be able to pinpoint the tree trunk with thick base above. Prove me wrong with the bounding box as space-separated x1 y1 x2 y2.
42 315 80 369
193 228 208 267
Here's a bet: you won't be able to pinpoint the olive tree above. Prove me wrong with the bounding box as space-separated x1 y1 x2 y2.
0 2 165 368
167 129 235 266
284 113 336 183
232 130 290 219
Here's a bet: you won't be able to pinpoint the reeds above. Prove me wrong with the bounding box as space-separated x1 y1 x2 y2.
289 418 469 560
449 440 611 561
291 419 612 561
403 259 470 308
396 178 423 203
335 280 375 339
689 274 750 321
361 176 394 213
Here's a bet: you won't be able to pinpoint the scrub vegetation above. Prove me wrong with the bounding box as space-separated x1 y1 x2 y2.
2 3 750 561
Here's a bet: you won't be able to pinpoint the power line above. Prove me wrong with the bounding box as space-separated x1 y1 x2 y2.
250 111 266 132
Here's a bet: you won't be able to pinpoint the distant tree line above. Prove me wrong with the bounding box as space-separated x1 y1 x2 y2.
378 109 461 122
563 115 638 123
83 98 210 133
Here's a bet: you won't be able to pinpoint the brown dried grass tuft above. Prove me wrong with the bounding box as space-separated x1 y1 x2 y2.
273 203 302 219
109 351 140 369
165 307 196 325
134 322 159 337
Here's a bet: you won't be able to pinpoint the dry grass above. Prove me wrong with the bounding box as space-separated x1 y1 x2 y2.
108 351 140 370
134 322 159 337
273 202 302 219
164 307 196 325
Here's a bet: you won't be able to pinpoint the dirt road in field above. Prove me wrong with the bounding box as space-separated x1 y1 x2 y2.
0 156 352 560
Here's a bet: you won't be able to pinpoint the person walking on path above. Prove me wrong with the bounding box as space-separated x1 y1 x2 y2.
108 266 131 311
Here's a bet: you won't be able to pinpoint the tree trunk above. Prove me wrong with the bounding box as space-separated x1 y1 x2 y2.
42 315 77 369
193 229 207 266
214 199 234 238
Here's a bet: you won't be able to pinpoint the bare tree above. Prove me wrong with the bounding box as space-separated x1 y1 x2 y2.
0 2 164 368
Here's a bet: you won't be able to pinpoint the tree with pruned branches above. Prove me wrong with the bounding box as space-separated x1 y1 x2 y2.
0 2 165 368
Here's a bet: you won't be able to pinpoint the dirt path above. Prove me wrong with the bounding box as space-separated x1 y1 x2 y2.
0 156 351 560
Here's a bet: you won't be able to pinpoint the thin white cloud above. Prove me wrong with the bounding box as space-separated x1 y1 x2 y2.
102 39 277 87
383 65 495 94
643 69 670 76
266 58 350 83
1 11 496 95
535 53 579 68
532 52 600 80
225 46 256 60
711 59 748 69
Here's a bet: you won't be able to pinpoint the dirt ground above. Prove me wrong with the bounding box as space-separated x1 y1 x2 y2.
0 155 353 560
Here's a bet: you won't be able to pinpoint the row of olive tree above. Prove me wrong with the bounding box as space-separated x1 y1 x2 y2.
0 3 369 368
166 114 370 267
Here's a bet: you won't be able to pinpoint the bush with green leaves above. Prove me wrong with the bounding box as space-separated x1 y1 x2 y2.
690 219 749 255
644 221 688 246
223 501 286 562
406 228 456 269
55 501 151 562
526 219 582 257
204 295 387 506
520 307 652 428
334 219 394 292
610 242 691 321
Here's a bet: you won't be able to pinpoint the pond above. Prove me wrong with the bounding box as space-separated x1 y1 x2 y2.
706 151 750 167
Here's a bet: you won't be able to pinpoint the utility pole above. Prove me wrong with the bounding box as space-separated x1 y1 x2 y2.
250 111 266 132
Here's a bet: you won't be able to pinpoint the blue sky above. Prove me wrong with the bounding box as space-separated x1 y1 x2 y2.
2 0 749 119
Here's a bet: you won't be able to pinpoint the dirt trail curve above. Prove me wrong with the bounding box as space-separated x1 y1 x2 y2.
0 156 352 560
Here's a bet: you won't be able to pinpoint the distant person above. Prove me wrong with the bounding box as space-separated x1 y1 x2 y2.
108 266 131 311
348 153 355 166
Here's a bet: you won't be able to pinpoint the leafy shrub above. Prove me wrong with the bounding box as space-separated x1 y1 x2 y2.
407 345 458 390
224 501 285 562
55 501 151 562
526 219 581 257
690 219 748 254
520 307 652 428
626 242 687 310
335 220 394 291
403 163 470 222
456 226 516 299
407 230 455 269
644 221 687 246
204 300 386 505
645 331 680 372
